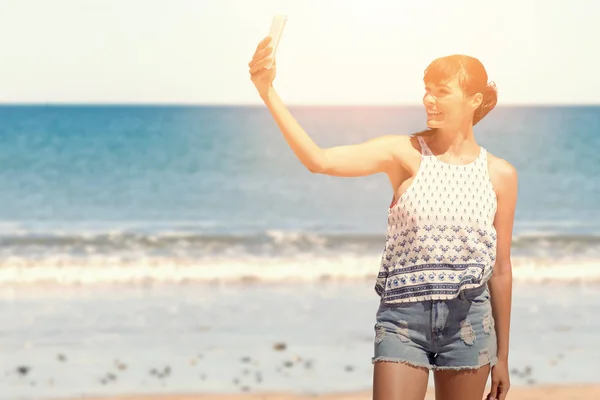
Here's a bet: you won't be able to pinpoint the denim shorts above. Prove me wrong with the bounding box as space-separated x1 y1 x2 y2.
372 284 498 370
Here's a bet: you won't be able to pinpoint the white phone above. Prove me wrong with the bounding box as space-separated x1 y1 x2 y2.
266 14 288 69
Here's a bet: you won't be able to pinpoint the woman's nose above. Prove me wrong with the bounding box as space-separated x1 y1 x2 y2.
423 93 436 106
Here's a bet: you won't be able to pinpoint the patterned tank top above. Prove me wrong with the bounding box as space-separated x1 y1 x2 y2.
375 135 498 304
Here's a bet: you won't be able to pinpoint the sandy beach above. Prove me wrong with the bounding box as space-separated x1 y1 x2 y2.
50 385 600 400
2 282 599 400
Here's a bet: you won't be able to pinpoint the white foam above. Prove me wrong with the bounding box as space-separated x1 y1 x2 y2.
0 254 378 285
265 229 328 245
510 256 600 282
0 255 599 286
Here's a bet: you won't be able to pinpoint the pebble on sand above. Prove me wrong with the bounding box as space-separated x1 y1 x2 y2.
273 342 287 351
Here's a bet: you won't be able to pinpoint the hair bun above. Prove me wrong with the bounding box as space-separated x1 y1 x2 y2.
485 81 497 96
474 82 498 125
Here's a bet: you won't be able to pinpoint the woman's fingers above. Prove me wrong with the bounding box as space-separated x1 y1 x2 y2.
255 36 272 52
248 45 274 68
251 36 272 59
260 45 274 59
249 57 274 75
251 45 273 63
248 36 275 75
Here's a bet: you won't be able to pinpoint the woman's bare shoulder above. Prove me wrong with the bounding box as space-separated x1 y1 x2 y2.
487 151 517 174
486 151 518 195
374 133 423 175
376 133 419 152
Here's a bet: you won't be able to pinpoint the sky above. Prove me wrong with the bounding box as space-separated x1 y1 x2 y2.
0 0 598 105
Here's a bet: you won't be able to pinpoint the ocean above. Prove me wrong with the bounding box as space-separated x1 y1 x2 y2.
0 104 599 399
0 105 599 286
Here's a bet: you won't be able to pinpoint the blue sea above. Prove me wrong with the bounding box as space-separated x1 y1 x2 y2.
0 105 599 285
1 105 600 399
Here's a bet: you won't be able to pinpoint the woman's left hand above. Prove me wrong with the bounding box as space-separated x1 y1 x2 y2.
487 359 510 400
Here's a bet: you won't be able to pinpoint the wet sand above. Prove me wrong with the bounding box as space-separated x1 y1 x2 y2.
51 384 600 400
4 283 599 400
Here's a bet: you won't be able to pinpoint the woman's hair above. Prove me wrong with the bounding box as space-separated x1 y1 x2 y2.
414 54 497 139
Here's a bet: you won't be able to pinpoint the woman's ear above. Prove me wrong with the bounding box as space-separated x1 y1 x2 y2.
470 92 484 110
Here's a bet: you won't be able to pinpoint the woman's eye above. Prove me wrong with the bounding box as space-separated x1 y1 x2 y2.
425 88 448 96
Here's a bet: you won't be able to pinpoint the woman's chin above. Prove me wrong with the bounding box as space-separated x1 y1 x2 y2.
426 119 442 128
426 114 449 128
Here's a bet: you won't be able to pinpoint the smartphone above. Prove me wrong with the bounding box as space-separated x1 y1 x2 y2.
266 14 288 69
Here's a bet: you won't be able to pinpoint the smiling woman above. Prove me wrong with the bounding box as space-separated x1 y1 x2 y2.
422 54 498 129
248 32 516 400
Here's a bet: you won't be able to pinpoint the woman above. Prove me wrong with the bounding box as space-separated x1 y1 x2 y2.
248 36 516 400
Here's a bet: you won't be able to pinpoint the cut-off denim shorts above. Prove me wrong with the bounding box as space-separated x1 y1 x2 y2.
372 284 498 371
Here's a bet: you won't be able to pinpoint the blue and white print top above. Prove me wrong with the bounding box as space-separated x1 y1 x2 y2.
375 134 498 304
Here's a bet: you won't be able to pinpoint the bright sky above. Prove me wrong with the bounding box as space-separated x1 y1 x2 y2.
0 0 597 105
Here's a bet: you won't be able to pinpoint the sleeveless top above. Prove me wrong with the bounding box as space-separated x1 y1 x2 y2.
374 135 498 304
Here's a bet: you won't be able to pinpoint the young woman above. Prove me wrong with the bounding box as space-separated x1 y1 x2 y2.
248 36 517 400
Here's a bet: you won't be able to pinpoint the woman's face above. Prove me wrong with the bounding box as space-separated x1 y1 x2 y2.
422 76 481 129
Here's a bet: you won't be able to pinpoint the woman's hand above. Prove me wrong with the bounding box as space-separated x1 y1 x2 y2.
248 36 276 98
487 359 510 400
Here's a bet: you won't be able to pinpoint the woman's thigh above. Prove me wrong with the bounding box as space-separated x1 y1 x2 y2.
373 361 430 400
433 364 491 400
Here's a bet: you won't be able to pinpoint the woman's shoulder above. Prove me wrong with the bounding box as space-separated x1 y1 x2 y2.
377 133 422 157
486 150 517 175
486 150 518 196
377 133 426 175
